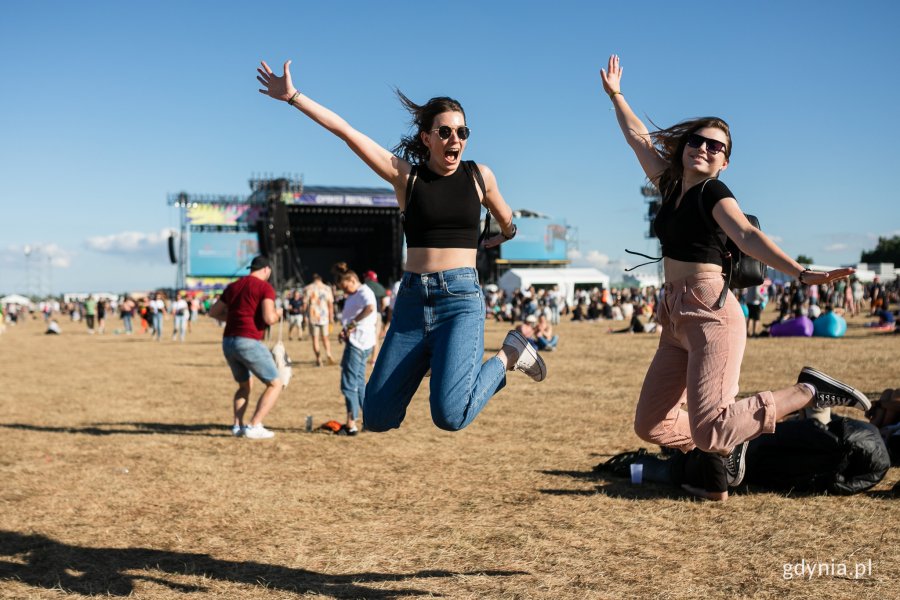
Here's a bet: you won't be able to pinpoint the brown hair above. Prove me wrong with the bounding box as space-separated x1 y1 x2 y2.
650 117 732 201
331 262 359 284
392 90 466 165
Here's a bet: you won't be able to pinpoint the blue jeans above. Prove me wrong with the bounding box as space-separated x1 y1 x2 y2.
364 267 506 432
151 313 163 340
122 314 133 334
173 314 187 341
537 335 558 350
222 336 279 384
341 343 372 420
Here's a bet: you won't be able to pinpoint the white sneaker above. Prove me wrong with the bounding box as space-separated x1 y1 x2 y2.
502 330 547 382
231 424 245 437
243 424 275 439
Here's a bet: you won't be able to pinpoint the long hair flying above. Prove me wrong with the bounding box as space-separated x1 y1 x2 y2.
650 117 732 201
392 91 466 166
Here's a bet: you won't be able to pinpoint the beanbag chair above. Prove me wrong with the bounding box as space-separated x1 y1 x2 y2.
770 315 813 337
813 312 847 338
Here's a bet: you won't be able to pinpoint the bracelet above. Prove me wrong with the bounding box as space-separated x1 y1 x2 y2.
287 90 301 107
609 90 622 99
798 269 813 284
502 223 517 240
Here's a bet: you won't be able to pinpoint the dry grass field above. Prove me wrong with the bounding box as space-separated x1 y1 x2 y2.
1 307 897 599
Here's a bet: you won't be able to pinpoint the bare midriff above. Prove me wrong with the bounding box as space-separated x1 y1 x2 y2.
405 247 477 274
663 257 723 283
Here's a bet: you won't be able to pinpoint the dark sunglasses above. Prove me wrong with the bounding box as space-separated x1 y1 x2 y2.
686 133 728 156
430 125 470 140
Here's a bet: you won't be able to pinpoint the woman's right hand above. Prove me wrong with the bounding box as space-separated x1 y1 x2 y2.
257 60 296 102
599 54 622 96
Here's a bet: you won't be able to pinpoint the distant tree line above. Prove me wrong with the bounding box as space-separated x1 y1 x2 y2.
861 235 900 264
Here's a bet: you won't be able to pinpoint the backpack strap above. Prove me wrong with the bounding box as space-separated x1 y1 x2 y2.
400 166 418 223
696 178 732 308
464 160 492 245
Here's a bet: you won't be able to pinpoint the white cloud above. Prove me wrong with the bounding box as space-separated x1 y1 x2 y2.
85 229 173 256
568 248 610 269
824 243 848 252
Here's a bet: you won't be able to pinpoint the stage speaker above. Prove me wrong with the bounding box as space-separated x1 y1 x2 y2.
255 220 270 257
168 233 177 264
270 201 289 247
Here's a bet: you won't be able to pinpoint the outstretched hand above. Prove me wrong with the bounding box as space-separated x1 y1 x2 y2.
801 267 855 286
257 60 296 102
599 54 622 96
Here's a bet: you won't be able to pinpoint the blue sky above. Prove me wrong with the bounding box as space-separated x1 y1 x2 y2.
1 0 898 294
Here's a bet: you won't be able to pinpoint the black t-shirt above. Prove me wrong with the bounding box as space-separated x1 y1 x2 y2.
403 163 481 249
288 297 304 315
653 178 734 266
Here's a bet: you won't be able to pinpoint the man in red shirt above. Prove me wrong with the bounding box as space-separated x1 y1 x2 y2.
208 256 283 439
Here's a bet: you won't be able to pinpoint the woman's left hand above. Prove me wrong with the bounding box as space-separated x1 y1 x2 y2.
801 267 855 285
257 59 295 101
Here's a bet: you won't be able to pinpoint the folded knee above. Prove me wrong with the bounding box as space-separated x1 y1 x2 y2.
432 415 468 432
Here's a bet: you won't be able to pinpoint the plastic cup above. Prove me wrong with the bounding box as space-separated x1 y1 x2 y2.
630 463 643 484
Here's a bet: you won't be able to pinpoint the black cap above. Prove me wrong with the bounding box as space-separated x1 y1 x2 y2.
248 256 270 271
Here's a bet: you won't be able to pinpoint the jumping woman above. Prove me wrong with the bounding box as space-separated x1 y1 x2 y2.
257 59 546 432
601 54 870 489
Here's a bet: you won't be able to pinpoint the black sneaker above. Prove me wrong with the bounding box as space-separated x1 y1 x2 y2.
797 367 871 411
721 441 749 488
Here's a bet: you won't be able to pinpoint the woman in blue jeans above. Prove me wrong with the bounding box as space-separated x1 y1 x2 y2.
258 58 546 431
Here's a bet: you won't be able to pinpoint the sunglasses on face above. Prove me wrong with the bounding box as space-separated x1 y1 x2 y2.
686 133 728 156
430 125 470 140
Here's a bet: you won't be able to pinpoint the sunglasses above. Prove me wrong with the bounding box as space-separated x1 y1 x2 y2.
430 125 471 140
686 133 728 156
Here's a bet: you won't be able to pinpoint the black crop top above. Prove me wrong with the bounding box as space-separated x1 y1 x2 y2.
402 162 482 249
653 178 733 266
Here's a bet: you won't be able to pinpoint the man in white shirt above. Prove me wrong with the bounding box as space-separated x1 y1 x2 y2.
336 268 377 435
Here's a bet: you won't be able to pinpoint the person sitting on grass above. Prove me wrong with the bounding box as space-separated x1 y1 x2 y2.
534 313 559 351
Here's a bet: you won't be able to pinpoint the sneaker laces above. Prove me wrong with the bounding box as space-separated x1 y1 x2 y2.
817 392 846 407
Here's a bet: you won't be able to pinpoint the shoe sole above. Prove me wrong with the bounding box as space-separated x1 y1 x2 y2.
507 330 547 382
800 367 871 411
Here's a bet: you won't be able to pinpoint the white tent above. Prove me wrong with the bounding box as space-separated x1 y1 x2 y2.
498 268 610 305
1 294 32 307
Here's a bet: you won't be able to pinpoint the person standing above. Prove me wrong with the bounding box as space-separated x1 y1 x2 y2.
171 292 189 342
304 273 335 367
149 293 166 341
84 295 97 334
257 58 545 433
362 270 386 366
744 284 765 337
120 296 135 335
335 265 378 434
601 53 868 487
208 256 284 439
286 289 305 341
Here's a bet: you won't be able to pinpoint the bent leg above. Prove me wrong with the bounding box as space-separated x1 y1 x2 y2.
363 289 429 432
683 289 776 454
427 286 506 431
635 328 694 451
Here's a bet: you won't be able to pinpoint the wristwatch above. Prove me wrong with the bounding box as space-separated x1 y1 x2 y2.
502 224 518 240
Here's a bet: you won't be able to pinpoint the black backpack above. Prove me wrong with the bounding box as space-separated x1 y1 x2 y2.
698 178 766 308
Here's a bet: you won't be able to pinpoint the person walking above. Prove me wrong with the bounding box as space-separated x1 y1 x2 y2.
208 256 284 439
601 53 869 486
257 58 545 433
335 265 378 435
304 274 335 367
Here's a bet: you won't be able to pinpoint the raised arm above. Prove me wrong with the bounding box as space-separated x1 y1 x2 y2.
257 60 410 188
600 55 668 185
712 198 855 284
